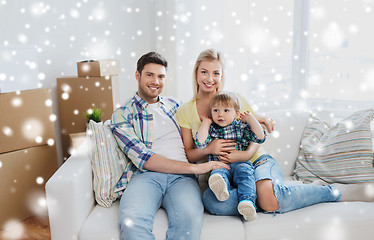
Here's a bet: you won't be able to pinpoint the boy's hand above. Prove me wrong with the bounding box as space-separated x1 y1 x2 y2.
239 111 255 122
200 114 213 125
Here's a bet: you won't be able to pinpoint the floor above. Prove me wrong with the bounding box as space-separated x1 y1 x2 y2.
0 216 51 240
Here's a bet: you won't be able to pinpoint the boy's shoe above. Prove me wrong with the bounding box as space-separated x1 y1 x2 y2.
208 174 229 201
238 200 257 221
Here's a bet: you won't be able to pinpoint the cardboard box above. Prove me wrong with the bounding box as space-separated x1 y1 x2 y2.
77 59 121 77
0 144 58 227
57 76 120 159
0 89 55 154
57 75 120 134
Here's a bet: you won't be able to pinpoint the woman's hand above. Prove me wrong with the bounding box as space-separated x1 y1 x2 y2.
207 139 236 156
218 150 251 164
255 114 275 133
218 142 261 164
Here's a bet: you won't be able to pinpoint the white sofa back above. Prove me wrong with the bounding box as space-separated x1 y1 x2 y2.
261 110 310 177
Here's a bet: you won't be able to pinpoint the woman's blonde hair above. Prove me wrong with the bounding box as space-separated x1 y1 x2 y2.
192 49 225 99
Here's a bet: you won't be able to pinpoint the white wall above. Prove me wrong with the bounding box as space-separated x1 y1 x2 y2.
0 0 158 165
2 0 373 164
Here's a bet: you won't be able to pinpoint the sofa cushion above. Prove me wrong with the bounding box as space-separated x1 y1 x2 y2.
79 201 120 240
79 201 246 240
244 202 374 240
262 109 309 177
86 120 127 207
295 109 374 183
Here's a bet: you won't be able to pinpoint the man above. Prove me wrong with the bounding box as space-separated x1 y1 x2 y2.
111 52 228 240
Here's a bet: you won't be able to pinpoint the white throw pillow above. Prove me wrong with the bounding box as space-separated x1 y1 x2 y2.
294 108 374 184
86 120 127 207
262 109 310 177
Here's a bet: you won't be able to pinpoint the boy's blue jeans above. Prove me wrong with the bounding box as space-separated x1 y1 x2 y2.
211 161 256 203
119 171 203 240
204 154 341 215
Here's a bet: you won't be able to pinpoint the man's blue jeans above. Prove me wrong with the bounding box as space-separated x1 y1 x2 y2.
119 171 203 240
203 154 341 215
211 161 256 203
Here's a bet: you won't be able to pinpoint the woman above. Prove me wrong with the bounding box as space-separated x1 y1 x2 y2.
176 49 341 216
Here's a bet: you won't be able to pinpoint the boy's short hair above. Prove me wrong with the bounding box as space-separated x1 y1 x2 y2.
210 91 241 112
136 52 168 74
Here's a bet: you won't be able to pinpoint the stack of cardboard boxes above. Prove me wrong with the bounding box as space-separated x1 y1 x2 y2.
0 88 58 227
57 59 121 159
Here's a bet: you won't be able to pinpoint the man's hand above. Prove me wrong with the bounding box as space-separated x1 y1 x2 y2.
207 139 236 156
191 161 230 175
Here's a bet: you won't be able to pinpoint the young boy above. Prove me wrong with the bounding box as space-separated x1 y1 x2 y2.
195 91 266 221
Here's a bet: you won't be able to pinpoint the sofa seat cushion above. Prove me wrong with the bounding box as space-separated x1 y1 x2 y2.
244 202 374 240
79 201 245 240
79 201 120 240
201 214 245 240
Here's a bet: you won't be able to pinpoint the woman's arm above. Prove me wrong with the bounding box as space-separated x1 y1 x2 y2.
180 127 236 163
255 113 275 133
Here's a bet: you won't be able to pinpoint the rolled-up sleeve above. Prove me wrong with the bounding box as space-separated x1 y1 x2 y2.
244 125 266 144
111 107 154 171
194 132 213 149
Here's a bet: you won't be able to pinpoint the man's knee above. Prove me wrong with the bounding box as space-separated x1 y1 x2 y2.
256 180 279 212
181 202 204 224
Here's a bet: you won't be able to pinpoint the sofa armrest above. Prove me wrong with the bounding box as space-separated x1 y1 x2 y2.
46 141 95 240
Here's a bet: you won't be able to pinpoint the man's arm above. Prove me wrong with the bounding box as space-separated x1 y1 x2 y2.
144 154 229 175
112 106 229 174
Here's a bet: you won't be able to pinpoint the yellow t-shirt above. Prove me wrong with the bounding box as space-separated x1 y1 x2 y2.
176 93 267 163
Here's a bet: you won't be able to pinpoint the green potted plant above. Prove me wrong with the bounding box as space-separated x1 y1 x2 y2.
84 107 104 123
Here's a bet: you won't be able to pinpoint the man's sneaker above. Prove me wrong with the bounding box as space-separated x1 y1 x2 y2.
208 174 229 201
238 200 257 221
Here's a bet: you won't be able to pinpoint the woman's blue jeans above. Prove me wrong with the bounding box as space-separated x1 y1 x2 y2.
119 171 203 240
203 154 341 215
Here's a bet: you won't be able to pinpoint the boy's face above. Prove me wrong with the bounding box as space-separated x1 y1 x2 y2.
136 63 166 104
211 104 239 127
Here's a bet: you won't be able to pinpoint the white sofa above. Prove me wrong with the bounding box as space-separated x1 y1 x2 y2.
46 109 374 240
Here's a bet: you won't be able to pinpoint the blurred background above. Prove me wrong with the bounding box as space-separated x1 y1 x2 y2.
1 0 374 164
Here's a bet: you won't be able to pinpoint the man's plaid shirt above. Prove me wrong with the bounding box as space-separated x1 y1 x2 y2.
111 93 181 194
195 119 266 162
